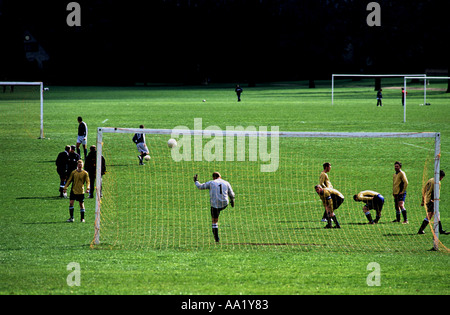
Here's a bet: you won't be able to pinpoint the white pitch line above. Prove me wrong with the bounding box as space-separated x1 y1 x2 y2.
403 142 449 154
102 119 109 124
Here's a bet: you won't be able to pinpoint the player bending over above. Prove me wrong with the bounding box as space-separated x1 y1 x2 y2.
315 185 344 229
353 190 385 224
194 172 235 242
418 170 449 235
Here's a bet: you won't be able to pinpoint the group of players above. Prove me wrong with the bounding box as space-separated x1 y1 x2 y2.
57 118 447 243
56 120 151 222
314 161 448 236
55 117 106 222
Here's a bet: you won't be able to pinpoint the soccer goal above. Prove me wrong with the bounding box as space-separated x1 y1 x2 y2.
404 76 450 106
0 81 44 139
92 127 446 252
331 74 427 123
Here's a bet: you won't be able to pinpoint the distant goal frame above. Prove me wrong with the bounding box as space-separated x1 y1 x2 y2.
0 81 44 139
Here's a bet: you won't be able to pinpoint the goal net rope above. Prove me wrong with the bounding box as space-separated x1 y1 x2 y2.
91 128 447 253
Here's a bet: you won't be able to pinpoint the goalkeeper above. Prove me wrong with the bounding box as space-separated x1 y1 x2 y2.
353 190 385 224
194 172 235 242
315 185 343 229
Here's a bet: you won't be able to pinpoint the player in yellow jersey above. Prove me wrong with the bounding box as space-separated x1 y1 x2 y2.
319 162 333 222
63 160 90 222
353 190 385 224
418 170 449 235
392 161 408 223
315 185 344 228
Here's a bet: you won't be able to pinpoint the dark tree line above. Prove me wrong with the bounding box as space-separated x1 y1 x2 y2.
1 0 447 85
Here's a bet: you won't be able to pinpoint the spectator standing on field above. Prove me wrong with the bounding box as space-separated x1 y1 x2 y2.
401 88 407 106
235 85 243 102
68 145 81 175
84 145 106 198
56 145 70 198
376 89 383 106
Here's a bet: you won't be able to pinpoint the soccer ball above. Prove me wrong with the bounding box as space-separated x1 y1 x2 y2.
167 138 177 148
144 155 151 161
202 99 206 102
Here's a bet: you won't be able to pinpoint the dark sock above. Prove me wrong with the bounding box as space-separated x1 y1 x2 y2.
401 209 407 221
69 206 74 219
212 223 219 242
332 215 340 228
418 219 429 233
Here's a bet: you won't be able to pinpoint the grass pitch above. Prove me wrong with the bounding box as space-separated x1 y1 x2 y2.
0 79 449 295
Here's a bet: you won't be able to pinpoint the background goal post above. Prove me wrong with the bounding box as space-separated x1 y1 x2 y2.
93 128 443 251
0 81 44 139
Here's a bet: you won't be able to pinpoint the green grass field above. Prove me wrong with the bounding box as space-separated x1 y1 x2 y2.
1 79 449 296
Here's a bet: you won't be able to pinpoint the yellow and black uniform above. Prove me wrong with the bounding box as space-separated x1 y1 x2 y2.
393 170 408 195
65 169 90 201
319 188 344 210
319 171 332 189
393 169 408 222
353 190 385 223
418 176 448 235
318 187 344 228
422 178 440 212
319 171 332 221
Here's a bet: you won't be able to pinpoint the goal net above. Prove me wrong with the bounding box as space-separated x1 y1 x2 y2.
92 127 447 253
0 81 44 139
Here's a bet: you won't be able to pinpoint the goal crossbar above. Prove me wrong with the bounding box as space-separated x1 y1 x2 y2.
96 127 437 139
0 81 44 139
94 128 442 250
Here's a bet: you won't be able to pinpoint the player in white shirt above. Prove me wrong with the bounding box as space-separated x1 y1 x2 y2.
194 172 235 242
132 125 150 165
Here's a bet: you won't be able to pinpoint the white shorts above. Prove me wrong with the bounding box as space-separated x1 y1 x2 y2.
136 142 149 154
77 135 87 145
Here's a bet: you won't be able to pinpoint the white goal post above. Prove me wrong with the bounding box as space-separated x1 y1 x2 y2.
93 127 442 250
404 76 450 106
0 81 44 139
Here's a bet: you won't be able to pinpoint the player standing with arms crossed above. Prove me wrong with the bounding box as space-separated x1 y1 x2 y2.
194 172 235 242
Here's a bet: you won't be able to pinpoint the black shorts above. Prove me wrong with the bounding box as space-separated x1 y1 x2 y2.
70 190 85 202
426 201 435 213
331 195 344 210
211 206 227 219
366 194 385 211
